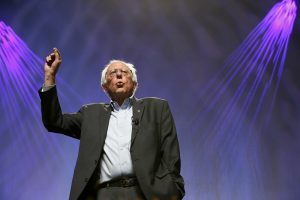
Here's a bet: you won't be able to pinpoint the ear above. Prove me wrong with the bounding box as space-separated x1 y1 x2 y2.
133 82 138 93
101 83 107 93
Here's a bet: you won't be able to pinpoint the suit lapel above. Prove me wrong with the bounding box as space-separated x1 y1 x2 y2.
97 103 112 150
131 97 144 147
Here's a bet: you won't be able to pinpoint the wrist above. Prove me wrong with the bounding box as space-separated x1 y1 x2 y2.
44 75 56 86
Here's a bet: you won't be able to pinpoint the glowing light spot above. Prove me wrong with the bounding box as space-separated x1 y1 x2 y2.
201 0 297 134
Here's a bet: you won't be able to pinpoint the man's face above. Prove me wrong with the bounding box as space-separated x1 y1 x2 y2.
103 61 136 101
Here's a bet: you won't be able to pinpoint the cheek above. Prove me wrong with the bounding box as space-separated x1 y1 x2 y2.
127 81 135 88
105 82 114 90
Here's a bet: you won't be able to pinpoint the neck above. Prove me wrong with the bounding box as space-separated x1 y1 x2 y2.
114 98 125 106
109 92 133 106
112 95 129 106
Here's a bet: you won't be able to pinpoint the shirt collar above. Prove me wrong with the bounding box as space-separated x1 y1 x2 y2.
110 97 133 111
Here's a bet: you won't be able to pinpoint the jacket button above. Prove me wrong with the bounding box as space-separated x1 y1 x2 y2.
84 178 89 182
94 160 98 165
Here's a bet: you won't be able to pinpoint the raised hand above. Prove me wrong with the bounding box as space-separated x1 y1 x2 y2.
44 48 62 86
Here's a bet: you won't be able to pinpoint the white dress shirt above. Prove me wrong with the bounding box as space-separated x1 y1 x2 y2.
99 98 134 183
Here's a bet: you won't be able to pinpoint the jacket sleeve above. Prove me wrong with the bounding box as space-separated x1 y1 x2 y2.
38 86 82 139
160 101 185 198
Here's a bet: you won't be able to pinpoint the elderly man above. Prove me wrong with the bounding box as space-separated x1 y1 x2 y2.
39 48 185 200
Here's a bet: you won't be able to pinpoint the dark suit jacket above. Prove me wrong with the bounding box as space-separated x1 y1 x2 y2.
39 86 185 200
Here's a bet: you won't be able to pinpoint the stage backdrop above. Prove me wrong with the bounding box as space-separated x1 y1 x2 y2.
0 0 300 199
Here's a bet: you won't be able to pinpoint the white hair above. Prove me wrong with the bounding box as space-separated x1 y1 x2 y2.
100 59 138 86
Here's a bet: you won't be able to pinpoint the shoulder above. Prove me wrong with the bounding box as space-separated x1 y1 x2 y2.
138 97 167 103
137 97 169 108
80 102 110 111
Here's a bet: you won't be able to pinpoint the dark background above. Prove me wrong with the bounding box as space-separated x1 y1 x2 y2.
0 0 299 199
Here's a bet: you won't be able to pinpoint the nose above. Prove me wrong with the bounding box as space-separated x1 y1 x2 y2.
116 70 122 78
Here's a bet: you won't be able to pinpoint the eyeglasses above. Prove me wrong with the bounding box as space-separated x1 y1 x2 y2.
107 69 131 78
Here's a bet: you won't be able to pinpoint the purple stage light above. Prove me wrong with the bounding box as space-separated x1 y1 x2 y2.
202 0 297 135
0 21 82 199
191 1 297 198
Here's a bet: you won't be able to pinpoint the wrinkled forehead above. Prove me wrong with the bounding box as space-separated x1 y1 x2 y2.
107 61 130 71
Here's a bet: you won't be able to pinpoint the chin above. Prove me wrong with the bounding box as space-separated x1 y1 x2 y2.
115 89 126 93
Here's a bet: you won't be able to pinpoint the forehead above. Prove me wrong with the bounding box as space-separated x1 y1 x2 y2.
107 61 130 71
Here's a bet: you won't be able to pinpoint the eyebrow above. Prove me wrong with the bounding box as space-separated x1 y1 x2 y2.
108 68 132 73
109 68 129 71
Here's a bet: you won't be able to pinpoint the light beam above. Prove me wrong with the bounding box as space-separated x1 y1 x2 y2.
191 0 297 199
0 21 82 199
